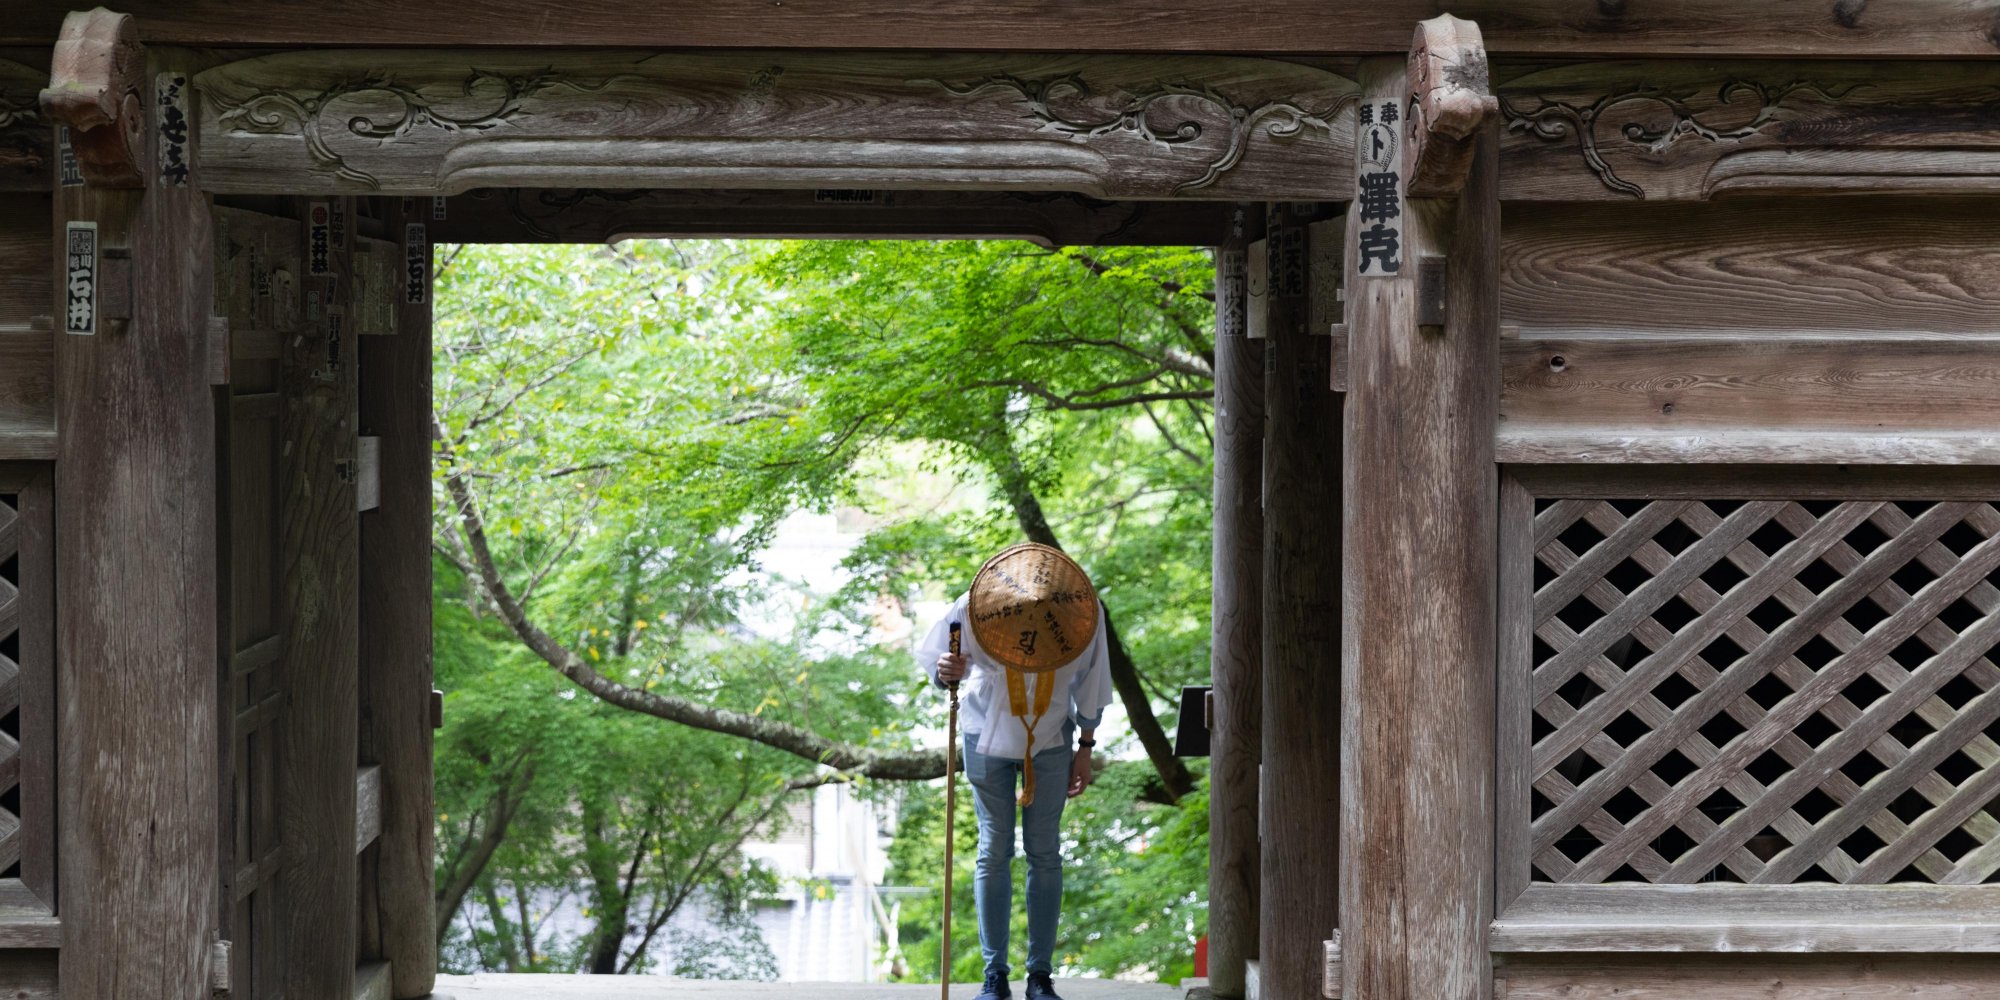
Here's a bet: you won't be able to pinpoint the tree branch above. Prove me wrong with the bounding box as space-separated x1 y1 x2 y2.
436 419 947 782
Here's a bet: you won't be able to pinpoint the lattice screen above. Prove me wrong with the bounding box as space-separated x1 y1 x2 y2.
0 491 23 879
1522 493 2000 886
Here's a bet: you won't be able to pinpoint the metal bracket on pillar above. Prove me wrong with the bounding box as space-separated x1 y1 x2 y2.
1417 254 1447 327
39 8 146 189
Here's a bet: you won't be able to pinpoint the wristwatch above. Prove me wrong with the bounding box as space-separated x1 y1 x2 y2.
1076 738 1096 749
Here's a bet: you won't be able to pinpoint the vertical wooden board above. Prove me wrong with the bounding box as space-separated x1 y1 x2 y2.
55 56 221 999
1340 56 1497 1000
12 466 54 907
356 199 435 998
1207 206 1262 999
1496 473 1535 913
281 194 360 999
1260 204 1344 1000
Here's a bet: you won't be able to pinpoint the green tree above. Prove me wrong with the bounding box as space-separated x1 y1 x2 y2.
429 236 1219 979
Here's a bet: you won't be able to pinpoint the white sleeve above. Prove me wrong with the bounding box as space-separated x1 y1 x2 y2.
914 595 967 689
1070 604 1115 729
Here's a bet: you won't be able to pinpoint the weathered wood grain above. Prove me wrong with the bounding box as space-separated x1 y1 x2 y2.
193 51 1356 199
357 198 437 999
0 949 57 999
1498 334 2000 464
1406 17 1499 197
1206 207 1260 1000
280 194 359 999
0 330 52 460
0 194 51 323
1339 54 1498 1000
1495 884 2000 952
1501 200 2000 336
55 54 222 999
1497 955 2000 999
9 1 2000 57
0 60 48 192
0 194 53 460
1496 61 2000 201
433 189 1231 247
1260 206 1342 1000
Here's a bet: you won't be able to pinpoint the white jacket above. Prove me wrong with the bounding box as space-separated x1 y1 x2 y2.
916 591 1114 759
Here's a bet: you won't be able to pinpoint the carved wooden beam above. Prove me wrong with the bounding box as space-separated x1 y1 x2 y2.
1496 60 2000 201
39 7 145 188
0 58 51 190
426 188 1230 246
193 51 1357 200
1404 15 1499 198
7 1 2000 58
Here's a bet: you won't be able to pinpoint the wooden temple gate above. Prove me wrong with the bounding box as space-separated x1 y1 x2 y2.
2 4 2000 998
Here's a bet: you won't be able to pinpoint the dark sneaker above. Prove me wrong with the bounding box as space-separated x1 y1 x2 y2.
1025 972 1066 1000
976 968 1012 1000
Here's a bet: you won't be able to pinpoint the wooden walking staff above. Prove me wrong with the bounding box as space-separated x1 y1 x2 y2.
940 621 963 998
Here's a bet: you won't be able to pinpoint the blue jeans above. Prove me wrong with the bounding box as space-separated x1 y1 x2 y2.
963 732 1073 977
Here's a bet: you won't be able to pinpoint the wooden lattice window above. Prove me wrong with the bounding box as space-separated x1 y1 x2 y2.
1496 467 2000 952
0 465 55 913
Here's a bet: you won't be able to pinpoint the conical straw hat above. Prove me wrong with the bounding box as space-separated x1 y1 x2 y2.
968 543 1100 674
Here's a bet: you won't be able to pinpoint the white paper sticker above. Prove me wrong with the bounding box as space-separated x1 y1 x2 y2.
64 221 97 336
308 201 332 275
1354 100 1404 278
56 127 82 188
404 223 428 305
156 72 190 187
431 196 447 221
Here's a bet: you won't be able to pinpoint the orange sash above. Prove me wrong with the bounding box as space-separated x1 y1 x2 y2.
1004 666 1057 806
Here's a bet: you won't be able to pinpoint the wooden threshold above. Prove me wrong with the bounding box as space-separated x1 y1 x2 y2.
1494 883 2000 953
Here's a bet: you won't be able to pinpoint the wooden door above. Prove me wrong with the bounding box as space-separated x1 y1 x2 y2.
212 203 301 999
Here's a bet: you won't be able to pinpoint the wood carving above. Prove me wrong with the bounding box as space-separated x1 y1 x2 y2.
926 74 1341 194
194 51 1356 198
1404 14 1500 197
0 60 50 191
1498 61 2000 200
39 8 146 189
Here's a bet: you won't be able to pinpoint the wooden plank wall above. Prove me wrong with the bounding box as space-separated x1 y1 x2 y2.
0 194 51 460
1497 198 2000 464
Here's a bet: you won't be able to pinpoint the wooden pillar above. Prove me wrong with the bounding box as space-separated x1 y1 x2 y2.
1208 205 1263 1000
357 199 438 998
1339 26 1499 1000
1260 203 1345 1000
48 28 223 997
281 193 360 997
